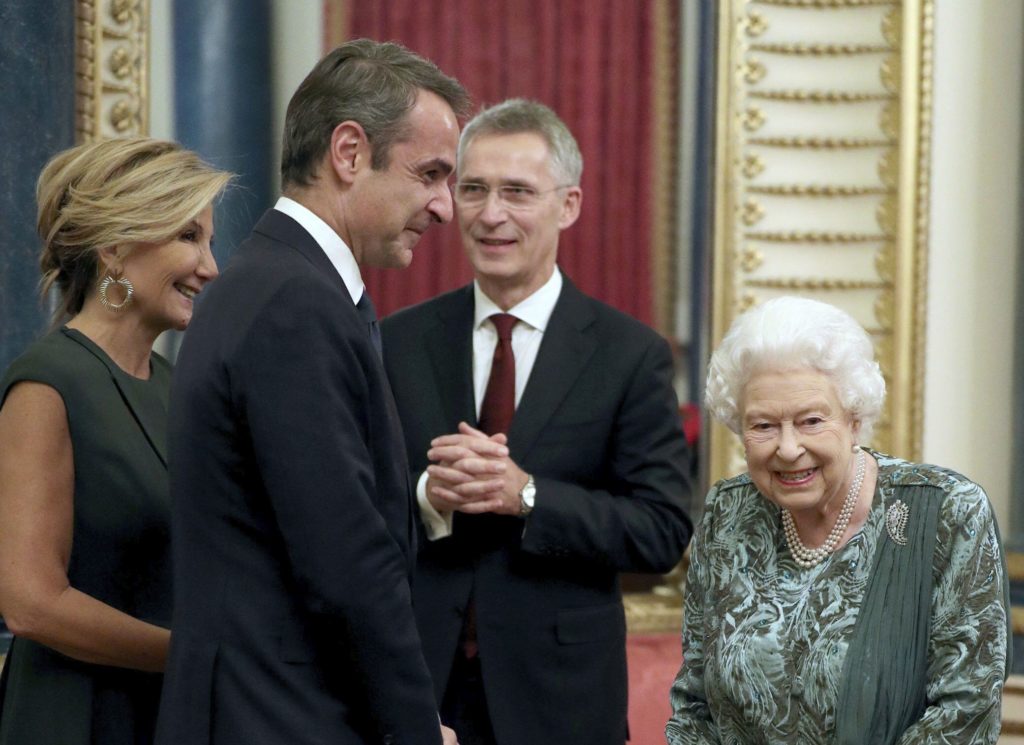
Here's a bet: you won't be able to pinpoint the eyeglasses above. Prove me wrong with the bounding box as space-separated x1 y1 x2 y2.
453 181 570 209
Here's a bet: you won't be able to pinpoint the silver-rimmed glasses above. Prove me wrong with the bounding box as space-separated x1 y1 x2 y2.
453 181 571 210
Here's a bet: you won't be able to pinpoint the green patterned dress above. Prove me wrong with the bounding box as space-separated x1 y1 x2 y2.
667 451 1008 744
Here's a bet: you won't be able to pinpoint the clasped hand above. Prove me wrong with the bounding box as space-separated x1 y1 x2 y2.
425 422 529 516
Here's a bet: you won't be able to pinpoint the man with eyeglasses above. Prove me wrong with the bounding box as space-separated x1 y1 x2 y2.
381 99 692 745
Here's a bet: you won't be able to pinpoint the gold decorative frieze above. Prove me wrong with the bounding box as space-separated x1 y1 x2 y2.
880 101 900 137
741 247 765 272
741 199 765 226
747 184 893 196
745 12 769 37
882 8 902 46
743 59 768 84
880 54 901 91
75 0 149 141
748 136 896 148
741 107 766 131
742 154 766 177
747 90 896 103
878 149 899 184
744 231 890 243
744 278 889 291
874 240 895 281
876 199 898 233
750 42 895 56
753 0 898 6
711 0 933 482
623 590 684 634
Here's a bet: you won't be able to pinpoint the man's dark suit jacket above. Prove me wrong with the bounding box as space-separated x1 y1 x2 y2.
156 210 440 745
381 276 692 745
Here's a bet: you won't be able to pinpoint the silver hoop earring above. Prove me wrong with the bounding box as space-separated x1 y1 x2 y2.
99 272 134 311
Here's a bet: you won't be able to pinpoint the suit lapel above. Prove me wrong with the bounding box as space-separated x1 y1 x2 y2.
510 278 597 460
425 286 477 427
252 209 352 298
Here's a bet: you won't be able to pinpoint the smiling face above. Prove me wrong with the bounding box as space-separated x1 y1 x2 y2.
113 206 218 333
347 89 460 269
741 368 861 519
456 132 581 305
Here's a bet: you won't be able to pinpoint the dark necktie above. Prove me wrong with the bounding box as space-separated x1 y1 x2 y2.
356 291 383 360
477 313 519 435
459 313 517 660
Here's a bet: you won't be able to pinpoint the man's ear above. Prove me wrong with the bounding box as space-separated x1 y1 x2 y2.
328 121 371 185
558 187 583 230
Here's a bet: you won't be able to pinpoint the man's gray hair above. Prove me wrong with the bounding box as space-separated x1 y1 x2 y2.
458 98 583 186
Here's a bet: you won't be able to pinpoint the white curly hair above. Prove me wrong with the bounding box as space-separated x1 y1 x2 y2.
704 296 886 444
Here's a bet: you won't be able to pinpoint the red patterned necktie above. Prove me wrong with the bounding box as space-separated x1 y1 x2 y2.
462 313 519 658
477 313 519 435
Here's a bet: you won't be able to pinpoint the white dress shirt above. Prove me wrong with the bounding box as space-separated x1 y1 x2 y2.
274 196 365 304
419 269 564 539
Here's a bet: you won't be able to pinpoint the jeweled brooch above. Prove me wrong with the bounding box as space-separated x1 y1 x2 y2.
885 499 909 546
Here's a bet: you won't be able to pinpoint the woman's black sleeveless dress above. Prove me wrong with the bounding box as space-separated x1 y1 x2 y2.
0 328 172 744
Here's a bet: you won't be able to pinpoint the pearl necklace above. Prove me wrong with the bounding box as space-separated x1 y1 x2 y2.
781 449 866 569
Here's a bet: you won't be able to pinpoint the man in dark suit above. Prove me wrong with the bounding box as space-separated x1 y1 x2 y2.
156 40 468 745
381 99 693 745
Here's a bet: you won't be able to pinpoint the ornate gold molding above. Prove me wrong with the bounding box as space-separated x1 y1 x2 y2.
711 0 933 482
744 231 890 243
748 136 896 148
753 0 898 6
624 593 684 634
75 0 149 142
750 42 895 55
748 90 896 103
748 184 894 196
745 278 890 290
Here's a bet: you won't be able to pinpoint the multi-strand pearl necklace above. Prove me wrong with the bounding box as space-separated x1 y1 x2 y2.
781 449 866 569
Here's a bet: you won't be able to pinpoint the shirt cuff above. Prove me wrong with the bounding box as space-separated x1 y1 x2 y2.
417 470 453 540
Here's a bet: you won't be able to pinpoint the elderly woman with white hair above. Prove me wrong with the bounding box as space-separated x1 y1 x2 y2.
666 296 1011 745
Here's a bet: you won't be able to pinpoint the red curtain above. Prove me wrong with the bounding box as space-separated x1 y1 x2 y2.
333 0 664 325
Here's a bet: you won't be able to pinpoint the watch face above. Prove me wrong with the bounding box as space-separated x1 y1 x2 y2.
520 479 536 514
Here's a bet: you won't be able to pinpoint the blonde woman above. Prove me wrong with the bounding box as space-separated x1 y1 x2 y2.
0 138 231 744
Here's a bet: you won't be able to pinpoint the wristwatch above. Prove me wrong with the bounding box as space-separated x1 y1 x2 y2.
518 475 536 517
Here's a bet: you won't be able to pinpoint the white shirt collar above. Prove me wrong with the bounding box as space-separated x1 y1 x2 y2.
473 268 563 332
274 196 364 305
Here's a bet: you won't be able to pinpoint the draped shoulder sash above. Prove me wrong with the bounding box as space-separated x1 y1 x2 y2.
834 484 1012 744
834 485 941 744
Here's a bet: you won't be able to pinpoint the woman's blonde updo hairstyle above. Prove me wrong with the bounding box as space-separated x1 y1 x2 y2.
704 296 887 444
37 137 232 325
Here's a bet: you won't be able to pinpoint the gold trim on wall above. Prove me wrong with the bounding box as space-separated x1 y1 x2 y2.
749 42 895 55
710 0 934 482
75 0 149 142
